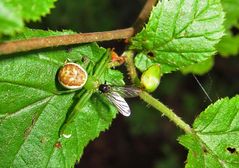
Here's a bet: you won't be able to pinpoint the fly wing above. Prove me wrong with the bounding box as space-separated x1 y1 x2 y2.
111 86 141 98
105 92 131 117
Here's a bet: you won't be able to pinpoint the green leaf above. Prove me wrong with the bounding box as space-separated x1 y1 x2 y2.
0 0 56 35
221 0 239 29
179 96 239 167
18 0 56 21
130 0 224 73
181 57 214 75
216 0 239 56
217 34 239 57
104 69 125 86
0 29 122 167
134 53 154 72
0 1 23 35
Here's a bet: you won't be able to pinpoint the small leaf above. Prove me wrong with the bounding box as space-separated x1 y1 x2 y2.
0 0 56 35
0 1 23 35
221 0 239 29
216 34 239 57
130 0 224 73
216 0 239 56
179 96 239 167
181 57 214 75
134 53 154 72
104 69 125 86
0 29 122 167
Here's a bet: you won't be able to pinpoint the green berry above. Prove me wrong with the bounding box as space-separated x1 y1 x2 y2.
141 64 161 92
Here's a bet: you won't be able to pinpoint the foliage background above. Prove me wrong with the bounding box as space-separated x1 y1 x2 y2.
26 0 239 167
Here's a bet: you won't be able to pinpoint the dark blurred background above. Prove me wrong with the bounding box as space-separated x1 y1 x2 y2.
28 0 239 167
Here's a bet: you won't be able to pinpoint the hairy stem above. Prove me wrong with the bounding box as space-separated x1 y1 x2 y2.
123 50 192 134
140 91 192 134
123 50 141 85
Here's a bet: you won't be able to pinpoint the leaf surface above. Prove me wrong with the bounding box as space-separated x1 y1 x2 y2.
179 96 239 167
0 0 56 35
221 0 239 29
217 34 239 57
130 0 224 73
181 57 214 75
216 0 239 56
0 29 121 167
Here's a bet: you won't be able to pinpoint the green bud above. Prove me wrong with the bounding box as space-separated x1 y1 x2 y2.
141 64 161 92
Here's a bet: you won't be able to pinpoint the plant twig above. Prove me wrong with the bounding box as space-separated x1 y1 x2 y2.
0 0 157 55
133 0 157 32
0 28 134 55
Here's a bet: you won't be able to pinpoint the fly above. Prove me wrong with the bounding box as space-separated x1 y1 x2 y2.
98 84 141 117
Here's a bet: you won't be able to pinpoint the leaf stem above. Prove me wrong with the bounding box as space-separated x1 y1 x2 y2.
140 91 192 134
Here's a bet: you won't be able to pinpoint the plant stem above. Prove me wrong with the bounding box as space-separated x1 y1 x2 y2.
133 0 157 32
0 28 134 55
123 50 141 85
123 50 192 134
93 49 110 77
140 91 192 134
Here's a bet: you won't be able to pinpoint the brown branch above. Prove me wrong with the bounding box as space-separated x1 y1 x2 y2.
133 0 157 32
0 0 157 55
0 28 134 55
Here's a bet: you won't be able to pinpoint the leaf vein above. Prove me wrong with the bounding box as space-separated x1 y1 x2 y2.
176 29 223 40
10 96 55 167
194 0 209 18
174 0 199 37
0 80 55 95
196 14 221 22
195 101 225 132
172 0 185 37
196 129 239 135
156 50 214 54
195 135 228 168
0 95 53 121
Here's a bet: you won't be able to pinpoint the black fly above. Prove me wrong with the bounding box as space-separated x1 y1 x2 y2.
99 84 141 116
